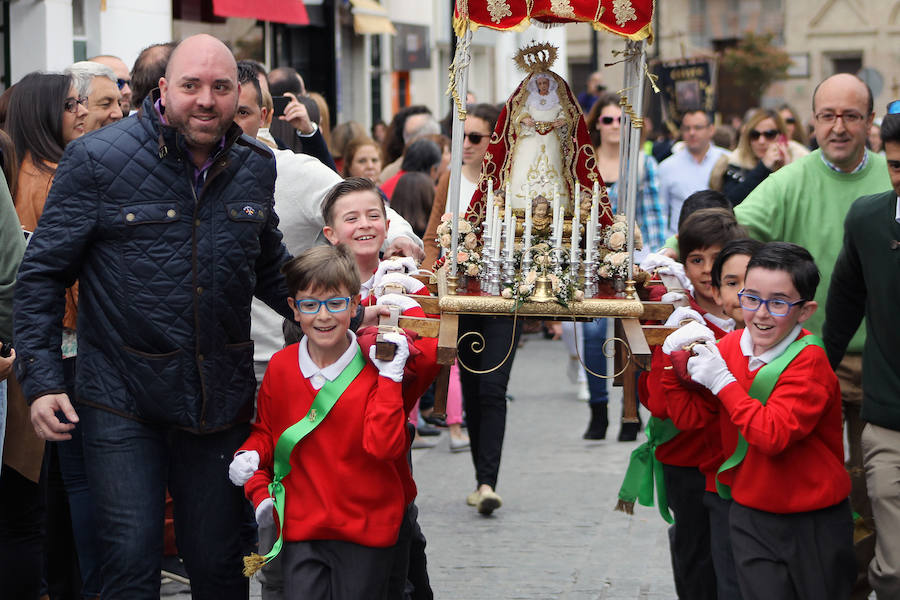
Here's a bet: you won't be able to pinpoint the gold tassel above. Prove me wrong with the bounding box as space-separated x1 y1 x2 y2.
614 499 635 515
242 553 268 578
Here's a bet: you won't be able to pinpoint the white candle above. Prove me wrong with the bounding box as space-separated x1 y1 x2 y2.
523 183 532 252
493 214 501 261
486 179 494 232
570 209 579 264
588 181 599 262
505 195 514 262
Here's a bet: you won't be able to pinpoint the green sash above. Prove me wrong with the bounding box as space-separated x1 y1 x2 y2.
715 335 823 499
243 347 366 576
616 416 680 524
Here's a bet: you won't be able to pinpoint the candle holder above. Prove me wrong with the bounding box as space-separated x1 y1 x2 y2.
582 258 596 298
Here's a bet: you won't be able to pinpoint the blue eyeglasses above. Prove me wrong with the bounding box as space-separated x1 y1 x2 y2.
737 292 806 317
294 297 351 314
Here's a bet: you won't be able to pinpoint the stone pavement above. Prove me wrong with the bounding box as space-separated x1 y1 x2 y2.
164 331 675 599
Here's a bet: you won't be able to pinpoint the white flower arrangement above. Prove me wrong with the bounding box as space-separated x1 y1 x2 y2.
436 213 483 277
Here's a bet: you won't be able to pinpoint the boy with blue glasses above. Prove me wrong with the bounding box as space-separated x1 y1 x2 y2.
668 241 855 600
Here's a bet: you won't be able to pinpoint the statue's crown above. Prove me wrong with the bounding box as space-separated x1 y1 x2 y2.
514 42 558 74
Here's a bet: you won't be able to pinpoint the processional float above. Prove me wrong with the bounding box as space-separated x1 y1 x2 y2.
401 1 671 425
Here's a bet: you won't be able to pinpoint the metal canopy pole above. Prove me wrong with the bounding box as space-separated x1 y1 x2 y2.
623 40 647 299
446 29 472 291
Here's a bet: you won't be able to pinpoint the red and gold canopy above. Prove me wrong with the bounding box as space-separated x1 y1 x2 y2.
454 0 653 40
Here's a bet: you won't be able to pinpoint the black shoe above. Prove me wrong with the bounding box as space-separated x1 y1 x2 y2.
617 420 642 442
422 414 448 428
417 424 441 437
583 403 608 440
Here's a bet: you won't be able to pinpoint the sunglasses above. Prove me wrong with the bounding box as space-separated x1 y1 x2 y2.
600 116 622 125
116 78 131 91
783 117 797 124
463 132 489 144
749 129 779 141
64 96 88 113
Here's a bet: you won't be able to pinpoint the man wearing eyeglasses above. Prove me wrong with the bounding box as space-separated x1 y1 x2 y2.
66 61 124 132
735 73 891 597
824 108 900 599
15 34 294 599
89 54 133 115
658 109 727 237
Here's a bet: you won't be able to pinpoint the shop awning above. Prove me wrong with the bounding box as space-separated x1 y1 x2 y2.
212 0 310 26
349 0 397 35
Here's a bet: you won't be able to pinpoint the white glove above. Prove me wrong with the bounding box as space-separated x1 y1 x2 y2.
664 306 705 328
662 321 716 355
661 291 688 305
374 272 425 297
255 497 275 528
639 252 676 273
687 343 737 395
657 261 694 294
368 331 410 382
376 293 421 314
228 450 259 486
373 257 419 285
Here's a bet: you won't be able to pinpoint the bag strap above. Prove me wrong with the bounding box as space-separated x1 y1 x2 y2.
244 347 366 575
715 334 824 499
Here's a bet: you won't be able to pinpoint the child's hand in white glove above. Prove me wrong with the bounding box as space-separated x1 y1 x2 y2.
228 450 259 486
687 343 737 395
374 273 425 297
376 293 421 314
255 498 275 528
368 331 410 382
664 306 705 328
662 321 716 355
639 252 676 273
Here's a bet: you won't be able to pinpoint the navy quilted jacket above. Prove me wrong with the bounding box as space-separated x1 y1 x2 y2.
14 95 292 433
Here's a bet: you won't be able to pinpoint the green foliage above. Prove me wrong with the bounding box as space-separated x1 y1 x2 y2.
720 32 792 93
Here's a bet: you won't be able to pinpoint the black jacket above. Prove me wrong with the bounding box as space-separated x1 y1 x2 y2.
14 94 293 432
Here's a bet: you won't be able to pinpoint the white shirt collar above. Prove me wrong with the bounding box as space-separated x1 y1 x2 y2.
360 274 375 299
704 312 735 333
895 196 900 225
298 330 359 390
739 324 803 371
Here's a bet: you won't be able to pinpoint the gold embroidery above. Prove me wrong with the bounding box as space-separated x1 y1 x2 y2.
308 409 317 422
612 0 637 27
487 0 512 23
550 0 577 19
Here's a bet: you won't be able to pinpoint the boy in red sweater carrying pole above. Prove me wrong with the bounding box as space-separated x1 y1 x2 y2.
673 241 855 600
228 244 432 599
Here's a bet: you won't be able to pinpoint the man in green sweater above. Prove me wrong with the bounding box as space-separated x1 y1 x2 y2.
824 108 900 599
734 73 889 598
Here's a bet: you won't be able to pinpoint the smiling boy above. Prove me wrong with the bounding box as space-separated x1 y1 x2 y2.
684 242 854 600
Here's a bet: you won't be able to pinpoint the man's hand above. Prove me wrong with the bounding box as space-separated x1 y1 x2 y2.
0 348 14 381
30 393 79 441
384 237 425 262
280 92 315 135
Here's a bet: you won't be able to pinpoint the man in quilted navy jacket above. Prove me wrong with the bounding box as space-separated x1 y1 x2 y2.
14 34 291 599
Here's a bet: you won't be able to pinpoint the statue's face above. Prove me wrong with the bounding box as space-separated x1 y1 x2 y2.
537 77 550 95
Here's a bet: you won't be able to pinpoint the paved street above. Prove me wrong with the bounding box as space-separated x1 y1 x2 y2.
165 331 675 599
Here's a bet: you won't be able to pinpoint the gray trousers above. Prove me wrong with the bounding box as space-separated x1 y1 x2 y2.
861 422 900 598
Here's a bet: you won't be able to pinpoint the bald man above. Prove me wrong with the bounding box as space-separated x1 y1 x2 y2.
15 34 292 598
90 54 133 114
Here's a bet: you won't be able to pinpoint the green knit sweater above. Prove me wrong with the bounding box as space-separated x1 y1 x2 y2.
824 190 900 429
735 150 890 353
0 170 25 342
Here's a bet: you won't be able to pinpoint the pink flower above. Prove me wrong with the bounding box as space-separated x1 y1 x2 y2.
440 234 451 248
466 263 480 276
608 231 626 251
457 251 470 263
501 288 514 299
463 232 478 250
440 213 452 222
574 290 585 301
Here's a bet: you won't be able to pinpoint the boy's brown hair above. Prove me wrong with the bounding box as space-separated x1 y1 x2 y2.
678 207 747 262
281 244 361 298
321 177 386 227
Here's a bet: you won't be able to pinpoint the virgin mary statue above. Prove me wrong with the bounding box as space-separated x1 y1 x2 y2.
465 43 612 232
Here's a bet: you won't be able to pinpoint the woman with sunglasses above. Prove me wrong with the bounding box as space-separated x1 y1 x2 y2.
2 71 93 599
710 108 809 207
582 93 665 440
778 103 808 147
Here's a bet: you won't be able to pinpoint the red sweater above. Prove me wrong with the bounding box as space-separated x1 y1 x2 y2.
643 291 730 484
241 343 412 548
715 329 850 513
